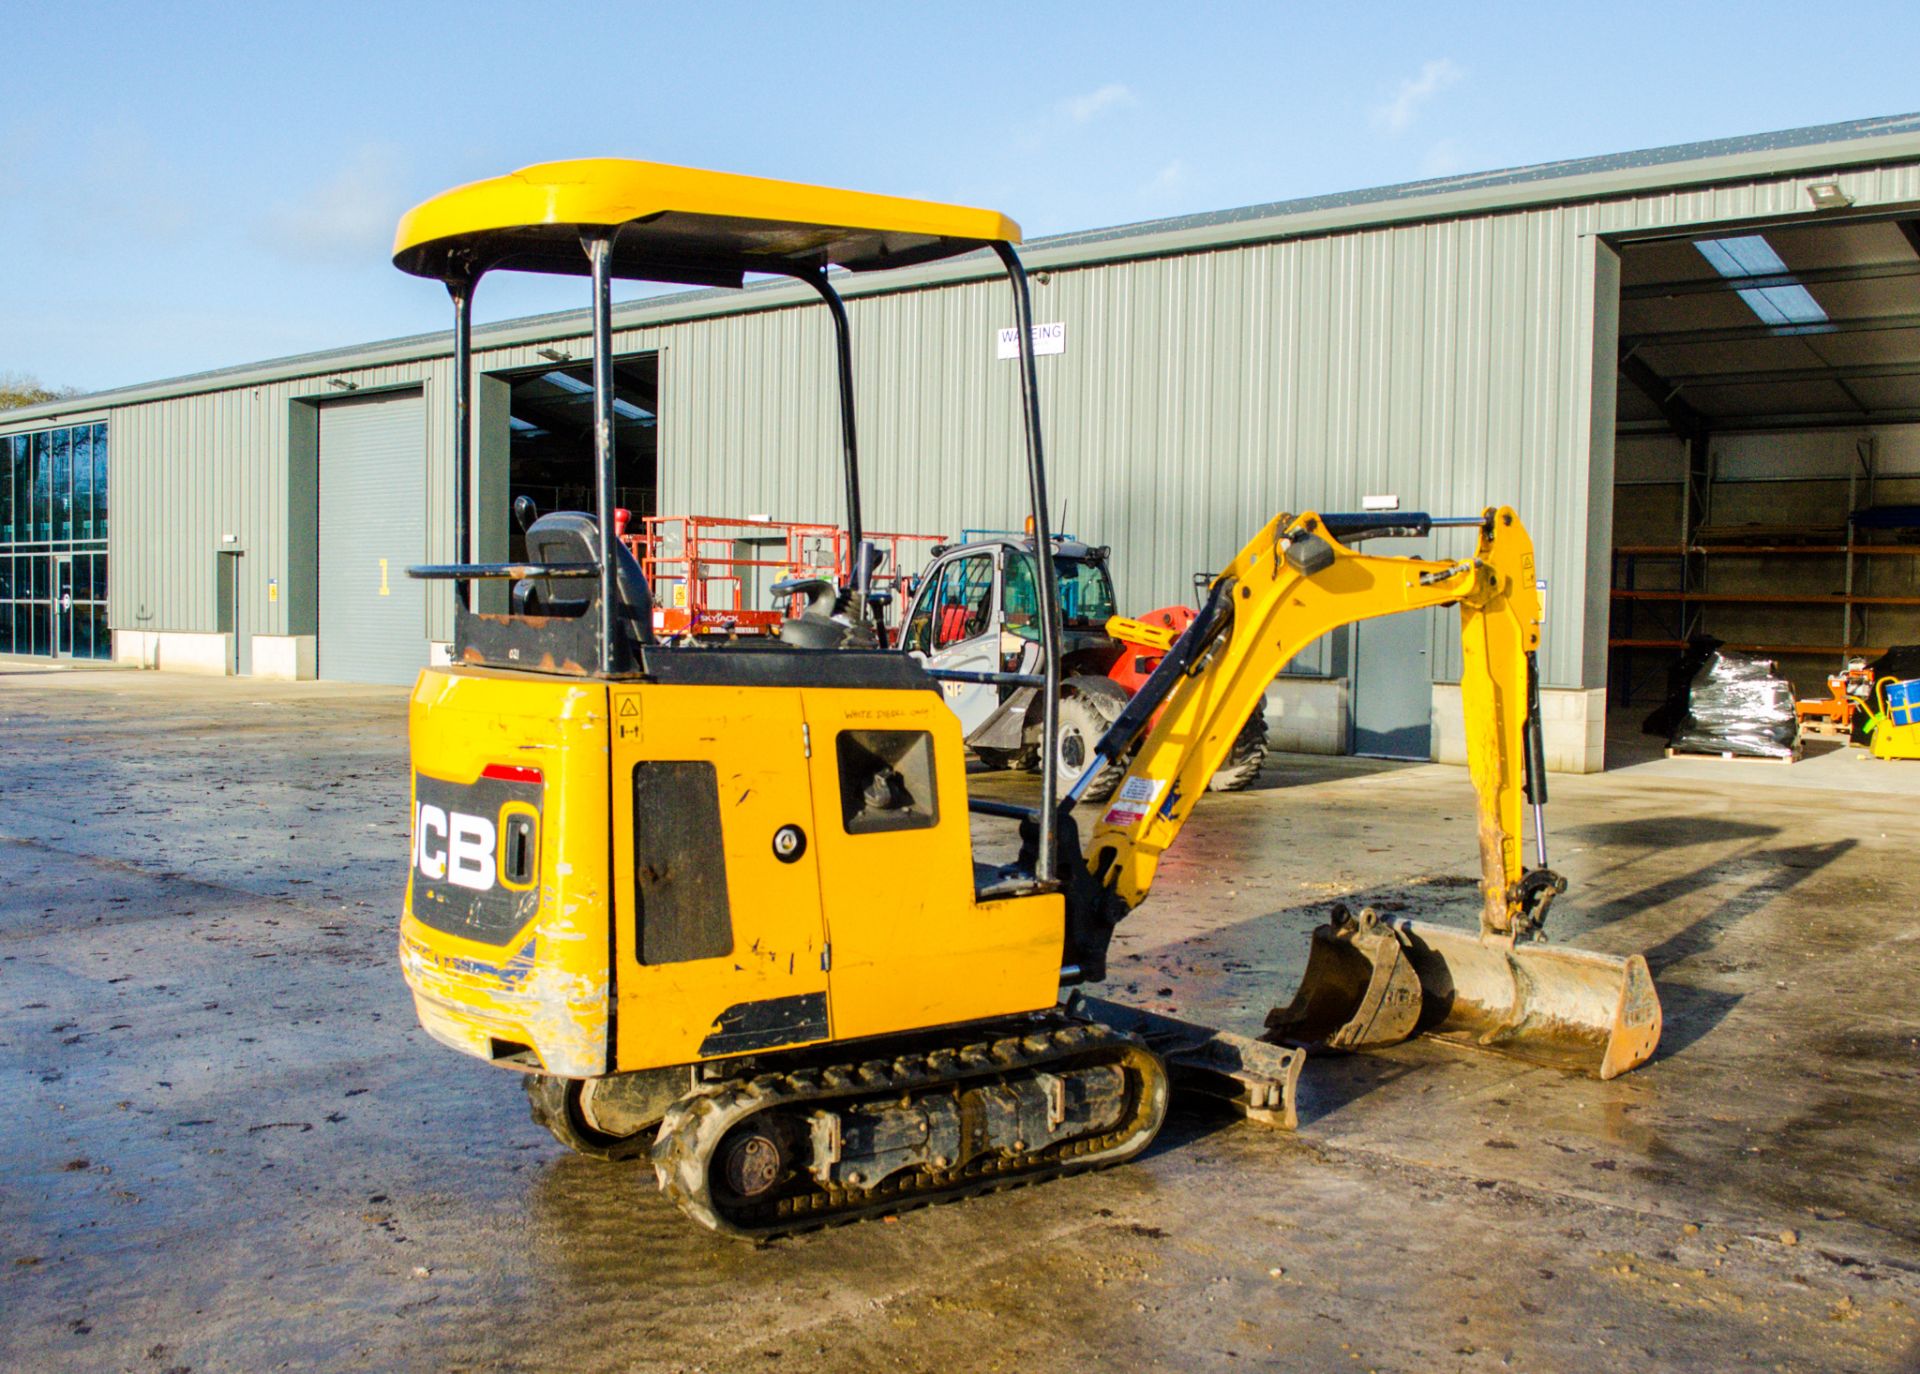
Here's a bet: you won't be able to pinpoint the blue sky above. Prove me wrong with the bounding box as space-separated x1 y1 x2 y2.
7 1 1920 392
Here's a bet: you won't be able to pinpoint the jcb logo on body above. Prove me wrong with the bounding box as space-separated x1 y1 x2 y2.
415 804 498 892
408 770 544 944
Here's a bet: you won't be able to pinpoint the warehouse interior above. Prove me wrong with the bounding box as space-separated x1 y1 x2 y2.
504 356 658 558
1609 206 1920 706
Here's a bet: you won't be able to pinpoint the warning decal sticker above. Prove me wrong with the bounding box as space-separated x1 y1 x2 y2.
1102 775 1166 827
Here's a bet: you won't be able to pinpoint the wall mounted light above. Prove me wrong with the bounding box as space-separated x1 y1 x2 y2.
327 377 357 391
537 347 571 362
1806 181 1854 210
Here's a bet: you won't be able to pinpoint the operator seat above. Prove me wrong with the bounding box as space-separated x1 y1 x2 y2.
937 602 972 645
772 576 878 650
510 511 655 646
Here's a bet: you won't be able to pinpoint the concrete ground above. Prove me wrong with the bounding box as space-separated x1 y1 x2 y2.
2 668 1916 1373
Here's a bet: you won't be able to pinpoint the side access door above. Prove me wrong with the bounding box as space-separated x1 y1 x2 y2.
797 685 1062 1042
609 683 833 1070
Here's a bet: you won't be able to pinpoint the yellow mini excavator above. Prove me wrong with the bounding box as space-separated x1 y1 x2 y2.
393 160 1662 1238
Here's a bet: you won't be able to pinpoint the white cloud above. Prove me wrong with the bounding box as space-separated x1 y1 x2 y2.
259 144 408 265
1144 159 1187 198
1063 83 1136 125
1374 58 1463 134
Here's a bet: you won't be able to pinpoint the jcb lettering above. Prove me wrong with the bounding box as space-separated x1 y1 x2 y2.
416 802 497 891
416 803 449 880
408 772 542 943
448 813 498 891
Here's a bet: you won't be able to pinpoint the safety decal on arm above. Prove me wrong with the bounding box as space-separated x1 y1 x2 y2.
1102 776 1166 827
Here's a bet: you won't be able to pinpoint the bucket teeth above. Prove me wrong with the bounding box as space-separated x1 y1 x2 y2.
1265 905 1663 1080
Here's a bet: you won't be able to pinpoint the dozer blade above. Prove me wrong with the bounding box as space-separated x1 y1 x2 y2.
1265 907 1662 1081
1070 992 1305 1129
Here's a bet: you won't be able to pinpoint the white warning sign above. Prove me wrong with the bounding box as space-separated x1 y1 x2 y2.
996 321 1066 360
1101 775 1166 827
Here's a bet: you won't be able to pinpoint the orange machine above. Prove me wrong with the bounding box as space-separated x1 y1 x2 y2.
625 514 941 639
1795 657 1874 741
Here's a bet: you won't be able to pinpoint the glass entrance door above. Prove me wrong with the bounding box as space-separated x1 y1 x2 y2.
0 423 109 661
53 555 73 658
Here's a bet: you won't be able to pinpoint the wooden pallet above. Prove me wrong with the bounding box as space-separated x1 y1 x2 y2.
1665 746 1801 765
1798 721 1854 741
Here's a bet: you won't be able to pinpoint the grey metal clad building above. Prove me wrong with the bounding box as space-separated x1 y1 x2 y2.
8 111 1920 770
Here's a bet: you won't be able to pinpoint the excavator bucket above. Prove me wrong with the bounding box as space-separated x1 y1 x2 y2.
1266 907 1662 1081
1262 906 1423 1051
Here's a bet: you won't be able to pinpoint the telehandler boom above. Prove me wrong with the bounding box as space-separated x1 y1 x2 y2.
390 159 1660 1238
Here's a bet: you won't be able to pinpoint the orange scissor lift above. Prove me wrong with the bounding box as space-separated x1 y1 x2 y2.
625 514 943 640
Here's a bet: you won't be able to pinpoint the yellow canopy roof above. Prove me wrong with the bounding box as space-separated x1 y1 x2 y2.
393 158 1021 286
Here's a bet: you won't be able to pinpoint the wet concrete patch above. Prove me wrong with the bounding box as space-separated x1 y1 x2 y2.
3 673 1919 1371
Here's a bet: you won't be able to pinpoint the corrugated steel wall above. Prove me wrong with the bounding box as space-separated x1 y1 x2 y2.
91 327 663 644
18 155 1919 685
660 226 1605 680
656 158 1920 685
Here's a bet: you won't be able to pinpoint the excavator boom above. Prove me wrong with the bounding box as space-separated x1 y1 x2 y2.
1065 507 1661 1080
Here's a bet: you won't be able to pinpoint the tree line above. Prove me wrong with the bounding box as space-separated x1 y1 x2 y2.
1 372 83 413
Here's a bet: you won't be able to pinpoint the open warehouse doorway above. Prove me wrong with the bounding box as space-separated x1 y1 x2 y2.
503 355 658 559
1608 209 1920 717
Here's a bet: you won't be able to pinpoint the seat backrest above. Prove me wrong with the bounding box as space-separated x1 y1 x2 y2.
937 604 972 646
512 512 654 644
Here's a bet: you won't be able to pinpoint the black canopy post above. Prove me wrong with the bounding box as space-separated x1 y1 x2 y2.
583 230 621 674
993 242 1062 884
445 273 475 607
793 268 866 614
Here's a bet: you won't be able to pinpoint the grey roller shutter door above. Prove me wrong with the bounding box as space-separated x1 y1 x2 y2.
318 392 428 685
1348 540 1434 760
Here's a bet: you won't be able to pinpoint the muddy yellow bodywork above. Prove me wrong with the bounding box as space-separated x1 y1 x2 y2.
400 666 1064 1080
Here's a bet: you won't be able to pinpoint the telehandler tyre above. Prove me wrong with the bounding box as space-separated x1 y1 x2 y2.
1207 707 1269 791
525 1073 654 1162
1053 677 1131 801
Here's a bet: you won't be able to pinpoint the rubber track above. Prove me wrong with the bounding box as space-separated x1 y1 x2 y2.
651 1013 1169 1239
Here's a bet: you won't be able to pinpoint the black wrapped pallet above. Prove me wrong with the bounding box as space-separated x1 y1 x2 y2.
1664 645 1801 761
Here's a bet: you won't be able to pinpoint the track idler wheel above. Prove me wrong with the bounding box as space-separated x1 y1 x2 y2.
1263 905 1423 1051
717 1121 794 1203
524 1073 654 1162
